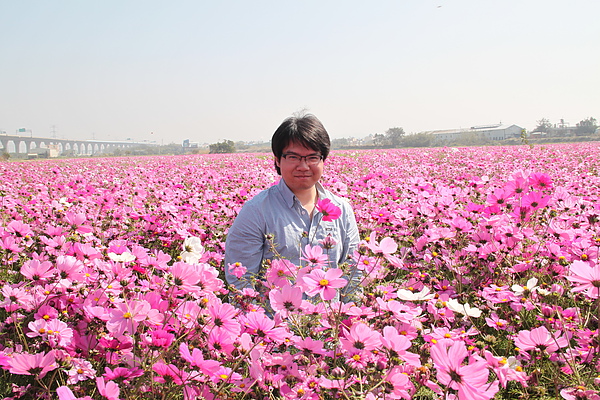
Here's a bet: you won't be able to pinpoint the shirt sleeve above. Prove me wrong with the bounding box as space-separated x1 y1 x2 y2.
224 201 266 291
340 199 360 264
339 199 362 300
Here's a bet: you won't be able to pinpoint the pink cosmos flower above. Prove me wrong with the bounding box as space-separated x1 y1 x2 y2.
27 318 74 347
97 376 121 400
366 232 398 256
514 326 568 353
150 329 175 348
380 326 421 367
20 259 54 281
103 366 144 382
175 300 202 329
228 261 247 279
384 366 415 399
521 191 550 210
340 322 382 352
566 260 600 299
170 261 201 293
179 343 221 375
430 340 499 400
316 198 341 221
528 172 553 190
265 259 297 287
153 362 185 384
56 386 93 400
6 220 33 238
242 312 289 343
208 301 241 336
9 350 57 379
0 286 34 312
107 299 156 337
301 267 347 300
295 336 327 356
65 211 93 234
269 283 303 316
300 244 330 268
208 329 236 354
67 358 97 384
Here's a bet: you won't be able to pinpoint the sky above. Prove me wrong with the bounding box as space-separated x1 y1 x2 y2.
1 0 598 145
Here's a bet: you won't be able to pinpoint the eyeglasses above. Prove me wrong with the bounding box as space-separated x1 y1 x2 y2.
281 153 323 165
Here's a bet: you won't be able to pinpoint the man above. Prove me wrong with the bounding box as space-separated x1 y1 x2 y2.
224 113 360 299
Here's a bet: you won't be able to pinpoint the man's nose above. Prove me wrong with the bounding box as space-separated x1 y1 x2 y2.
296 158 310 169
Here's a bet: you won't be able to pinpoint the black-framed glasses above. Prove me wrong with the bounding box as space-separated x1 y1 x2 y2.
281 153 323 165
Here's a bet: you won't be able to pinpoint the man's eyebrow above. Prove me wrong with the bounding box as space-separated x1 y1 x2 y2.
284 151 320 156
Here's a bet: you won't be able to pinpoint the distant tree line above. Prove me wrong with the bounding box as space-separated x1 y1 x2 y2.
209 140 236 154
534 117 598 135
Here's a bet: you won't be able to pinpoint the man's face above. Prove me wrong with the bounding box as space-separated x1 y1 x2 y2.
275 142 324 195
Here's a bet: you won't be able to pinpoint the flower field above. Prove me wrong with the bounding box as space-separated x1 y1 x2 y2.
1 143 600 400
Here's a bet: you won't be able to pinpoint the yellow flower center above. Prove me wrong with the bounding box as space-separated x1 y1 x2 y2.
319 279 329 286
352 354 361 361
123 312 132 319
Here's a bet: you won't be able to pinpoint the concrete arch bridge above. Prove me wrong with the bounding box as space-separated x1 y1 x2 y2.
0 135 151 157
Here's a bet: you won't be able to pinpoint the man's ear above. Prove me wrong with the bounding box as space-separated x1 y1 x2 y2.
274 155 280 168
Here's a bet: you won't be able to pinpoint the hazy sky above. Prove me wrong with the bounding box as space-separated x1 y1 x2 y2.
1 1 598 144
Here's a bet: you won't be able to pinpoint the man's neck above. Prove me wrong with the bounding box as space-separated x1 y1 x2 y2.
293 186 318 211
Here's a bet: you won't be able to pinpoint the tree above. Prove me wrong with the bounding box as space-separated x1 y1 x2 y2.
209 140 236 154
385 127 405 147
534 118 552 133
402 132 433 148
372 133 386 147
576 117 598 135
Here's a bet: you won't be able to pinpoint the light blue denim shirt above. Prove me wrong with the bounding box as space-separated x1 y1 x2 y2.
224 178 360 293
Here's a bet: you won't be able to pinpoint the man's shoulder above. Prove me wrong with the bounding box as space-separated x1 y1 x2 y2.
320 185 351 205
241 184 282 209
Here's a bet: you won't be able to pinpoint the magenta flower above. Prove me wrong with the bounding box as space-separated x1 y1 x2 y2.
316 198 341 221
566 260 600 299
521 191 550 210
301 267 347 300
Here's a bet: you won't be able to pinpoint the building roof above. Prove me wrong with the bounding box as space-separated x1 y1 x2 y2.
423 124 520 136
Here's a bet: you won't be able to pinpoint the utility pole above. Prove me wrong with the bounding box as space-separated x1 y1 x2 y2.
51 125 57 138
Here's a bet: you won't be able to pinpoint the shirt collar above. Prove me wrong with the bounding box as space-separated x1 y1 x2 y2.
277 178 326 208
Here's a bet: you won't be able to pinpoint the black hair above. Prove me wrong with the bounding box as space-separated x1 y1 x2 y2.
271 114 331 175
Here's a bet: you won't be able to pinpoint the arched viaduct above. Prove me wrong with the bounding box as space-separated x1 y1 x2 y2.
0 135 147 156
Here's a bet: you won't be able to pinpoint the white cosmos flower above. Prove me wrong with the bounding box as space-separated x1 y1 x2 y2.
446 298 482 318
108 252 136 263
396 287 435 301
511 277 538 295
181 236 205 264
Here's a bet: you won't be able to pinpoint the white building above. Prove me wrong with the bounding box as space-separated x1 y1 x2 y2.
427 124 523 143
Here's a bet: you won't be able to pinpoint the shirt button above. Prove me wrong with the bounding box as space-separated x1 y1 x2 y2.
301 211 306 215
